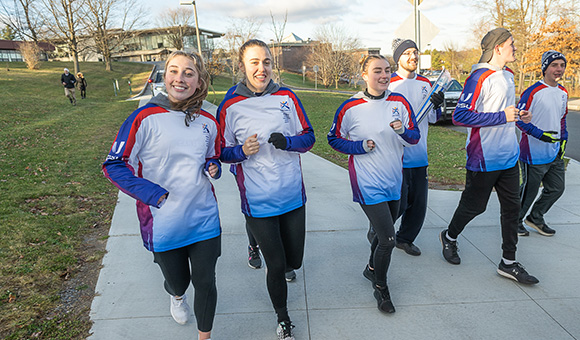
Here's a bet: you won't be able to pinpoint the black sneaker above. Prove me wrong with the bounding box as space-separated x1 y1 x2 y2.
276 320 295 340
524 217 555 236
439 229 460 265
363 265 376 285
285 269 296 282
497 261 539 284
395 241 421 256
373 285 395 313
247 245 262 269
517 224 529 237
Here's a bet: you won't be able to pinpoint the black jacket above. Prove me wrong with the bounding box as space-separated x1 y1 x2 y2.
61 73 76 89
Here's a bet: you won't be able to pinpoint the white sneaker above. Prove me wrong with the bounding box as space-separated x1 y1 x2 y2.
170 294 191 325
276 321 295 340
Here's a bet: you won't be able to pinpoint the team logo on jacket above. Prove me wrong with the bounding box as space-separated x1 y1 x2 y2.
422 86 428 99
391 106 401 120
280 100 291 123
202 123 210 145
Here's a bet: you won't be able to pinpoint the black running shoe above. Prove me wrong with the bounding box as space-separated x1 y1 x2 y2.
363 265 376 285
247 245 262 269
517 224 529 237
276 320 295 340
439 229 460 265
524 217 555 236
285 270 296 282
497 261 539 284
373 285 395 313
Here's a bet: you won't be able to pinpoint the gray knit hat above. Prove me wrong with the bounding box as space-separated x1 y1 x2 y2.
478 28 512 63
541 50 566 74
392 38 418 64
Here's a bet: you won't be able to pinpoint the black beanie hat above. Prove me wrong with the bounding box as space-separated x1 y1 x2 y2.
392 38 418 64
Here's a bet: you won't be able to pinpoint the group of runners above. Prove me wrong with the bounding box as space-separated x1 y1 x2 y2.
102 26 568 340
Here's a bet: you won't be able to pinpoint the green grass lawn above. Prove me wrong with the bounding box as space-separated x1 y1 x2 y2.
0 61 152 339
0 68 467 339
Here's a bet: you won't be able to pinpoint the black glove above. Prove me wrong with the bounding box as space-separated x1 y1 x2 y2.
268 132 287 150
539 131 560 143
430 91 445 110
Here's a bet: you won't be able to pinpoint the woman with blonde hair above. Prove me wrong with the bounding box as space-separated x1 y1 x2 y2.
76 72 87 99
103 51 221 340
328 54 420 313
217 39 315 340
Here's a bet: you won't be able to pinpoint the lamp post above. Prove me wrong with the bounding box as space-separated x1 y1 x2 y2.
179 0 203 58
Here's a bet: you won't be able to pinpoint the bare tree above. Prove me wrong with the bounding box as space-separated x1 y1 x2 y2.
39 0 86 74
18 40 41 69
221 16 262 84
309 24 361 89
157 7 194 51
82 0 145 71
269 9 287 83
0 0 43 41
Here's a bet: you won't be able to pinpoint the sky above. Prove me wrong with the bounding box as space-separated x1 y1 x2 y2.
143 0 482 55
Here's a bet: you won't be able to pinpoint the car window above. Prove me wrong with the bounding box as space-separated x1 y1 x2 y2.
448 80 463 91
154 71 164 83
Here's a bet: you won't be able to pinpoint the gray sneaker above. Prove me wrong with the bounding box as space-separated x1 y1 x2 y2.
517 223 529 237
276 321 295 340
285 270 296 282
248 245 262 269
524 217 555 236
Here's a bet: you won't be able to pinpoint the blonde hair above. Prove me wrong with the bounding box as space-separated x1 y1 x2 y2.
164 51 209 125
359 54 389 74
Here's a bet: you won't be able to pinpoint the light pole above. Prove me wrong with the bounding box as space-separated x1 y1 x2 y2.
180 0 203 58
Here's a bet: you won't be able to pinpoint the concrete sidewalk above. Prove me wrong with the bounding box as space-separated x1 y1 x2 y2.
90 97 580 340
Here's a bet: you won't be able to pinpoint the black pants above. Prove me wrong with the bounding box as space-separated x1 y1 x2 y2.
153 236 221 332
245 205 306 323
519 158 565 225
362 200 399 287
80 86 86 98
246 222 258 247
447 165 519 260
397 166 428 244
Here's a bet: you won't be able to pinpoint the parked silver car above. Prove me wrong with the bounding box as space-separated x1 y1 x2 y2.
149 70 166 96
440 79 463 121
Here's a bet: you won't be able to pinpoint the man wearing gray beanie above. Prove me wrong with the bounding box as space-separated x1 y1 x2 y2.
372 38 444 257
516 50 568 237
439 27 539 285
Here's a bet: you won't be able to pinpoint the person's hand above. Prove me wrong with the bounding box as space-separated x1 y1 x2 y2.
62 82 67 85
504 105 519 122
207 163 219 178
430 91 445 110
268 132 287 150
390 120 404 134
242 133 259 156
558 140 567 159
157 193 168 206
519 109 532 124
367 140 375 150
539 131 560 143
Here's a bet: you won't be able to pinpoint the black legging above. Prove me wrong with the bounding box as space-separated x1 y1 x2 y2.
246 222 258 247
361 200 399 287
153 236 221 332
244 205 306 323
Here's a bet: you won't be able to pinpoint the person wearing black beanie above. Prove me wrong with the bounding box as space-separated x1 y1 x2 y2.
516 50 568 238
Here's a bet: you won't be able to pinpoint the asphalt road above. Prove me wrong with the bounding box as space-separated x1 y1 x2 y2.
565 109 579 162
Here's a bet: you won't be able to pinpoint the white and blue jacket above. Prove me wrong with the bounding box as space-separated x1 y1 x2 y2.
103 95 222 252
389 73 439 168
453 63 519 172
217 81 315 218
516 80 568 165
328 91 420 205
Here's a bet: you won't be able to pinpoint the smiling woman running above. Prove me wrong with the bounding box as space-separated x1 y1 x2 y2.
103 51 221 340
217 39 315 340
328 54 420 314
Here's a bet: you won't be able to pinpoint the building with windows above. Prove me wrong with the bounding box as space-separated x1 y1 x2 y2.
0 40 55 62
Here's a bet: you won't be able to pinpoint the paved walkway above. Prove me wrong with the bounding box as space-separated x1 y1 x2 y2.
89 96 580 340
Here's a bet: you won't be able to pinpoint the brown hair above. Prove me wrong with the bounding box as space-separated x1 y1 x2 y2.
238 39 272 65
359 54 389 74
164 51 209 126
